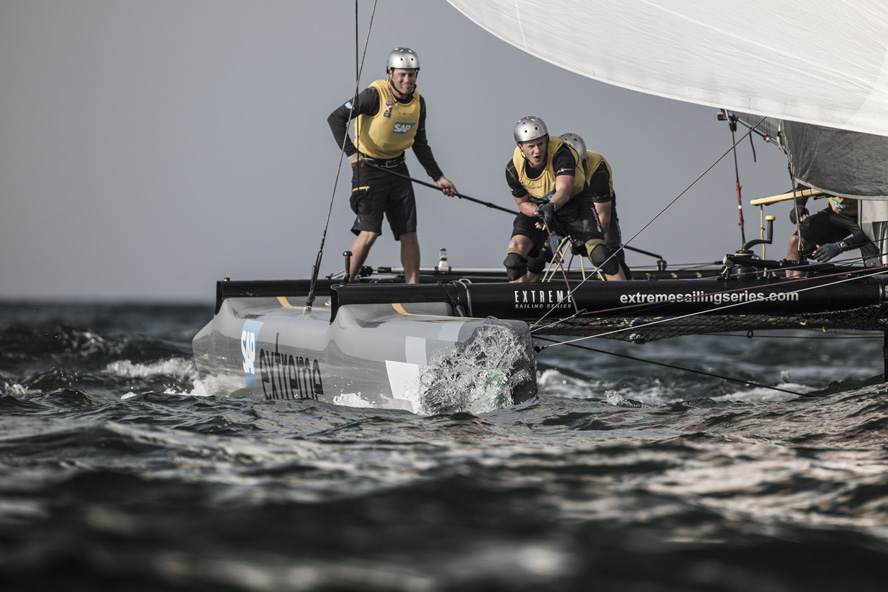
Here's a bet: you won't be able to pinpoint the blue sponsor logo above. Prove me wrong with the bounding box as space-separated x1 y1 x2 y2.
393 122 415 134
241 320 263 386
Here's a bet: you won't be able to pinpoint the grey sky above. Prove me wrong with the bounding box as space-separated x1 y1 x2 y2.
1 0 791 303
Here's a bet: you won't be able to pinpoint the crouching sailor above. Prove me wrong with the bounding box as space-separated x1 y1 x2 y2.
503 116 626 283
559 132 632 279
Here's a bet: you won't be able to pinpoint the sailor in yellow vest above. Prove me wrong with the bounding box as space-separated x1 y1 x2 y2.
328 47 457 284
785 186 878 278
504 116 626 283
559 132 632 279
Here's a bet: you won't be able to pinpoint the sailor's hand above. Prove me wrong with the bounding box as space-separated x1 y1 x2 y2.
813 241 844 262
535 202 556 228
436 176 457 196
348 153 365 167
789 205 809 225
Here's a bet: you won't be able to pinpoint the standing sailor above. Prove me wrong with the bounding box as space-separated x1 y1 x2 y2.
559 132 632 279
328 47 457 284
504 116 626 283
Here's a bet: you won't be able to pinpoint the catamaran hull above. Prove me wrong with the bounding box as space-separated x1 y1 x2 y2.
192 295 537 414
192 271 888 412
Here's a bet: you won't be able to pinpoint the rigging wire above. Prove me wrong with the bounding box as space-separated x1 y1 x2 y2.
789 166 806 262
305 0 378 311
533 335 818 397
725 111 747 246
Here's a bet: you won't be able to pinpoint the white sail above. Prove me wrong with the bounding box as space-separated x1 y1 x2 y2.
447 0 888 138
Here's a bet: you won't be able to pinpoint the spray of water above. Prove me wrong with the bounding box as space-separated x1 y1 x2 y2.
418 319 535 416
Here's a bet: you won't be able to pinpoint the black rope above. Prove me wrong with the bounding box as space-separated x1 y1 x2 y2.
305 0 377 309
363 162 518 215
534 336 819 397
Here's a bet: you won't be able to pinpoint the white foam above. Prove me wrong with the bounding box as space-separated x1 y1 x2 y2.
711 382 816 403
103 357 196 380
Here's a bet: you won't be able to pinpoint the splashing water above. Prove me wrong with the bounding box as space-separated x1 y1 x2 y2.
418 319 535 415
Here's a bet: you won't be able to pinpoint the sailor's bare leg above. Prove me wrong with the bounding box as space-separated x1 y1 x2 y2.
605 268 627 281
400 231 420 285
786 234 806 278
348 231 379 281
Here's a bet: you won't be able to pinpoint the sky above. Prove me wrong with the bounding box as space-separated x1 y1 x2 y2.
1 0 793 303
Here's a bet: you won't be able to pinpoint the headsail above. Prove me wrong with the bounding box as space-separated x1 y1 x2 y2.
447 0 888 199
738 114 888 199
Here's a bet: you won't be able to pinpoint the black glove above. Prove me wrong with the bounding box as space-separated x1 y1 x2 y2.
789 205 809 225
536 202 556 226
813 241 844 262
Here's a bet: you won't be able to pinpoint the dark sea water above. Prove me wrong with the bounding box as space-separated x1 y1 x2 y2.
3 300 888 591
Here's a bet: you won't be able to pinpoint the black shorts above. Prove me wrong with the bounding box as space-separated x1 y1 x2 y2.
511 190 605 252
350 161 416 240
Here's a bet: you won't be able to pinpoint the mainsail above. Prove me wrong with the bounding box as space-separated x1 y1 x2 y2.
447 0 888 199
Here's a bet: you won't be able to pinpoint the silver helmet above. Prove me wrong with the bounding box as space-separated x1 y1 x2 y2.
386 47 420 72
513 116 548 144
559 133 587 161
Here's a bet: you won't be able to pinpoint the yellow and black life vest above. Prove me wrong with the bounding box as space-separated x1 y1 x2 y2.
511 137 585 203
354 79 421 159
582 151 614 197
828 195 858 216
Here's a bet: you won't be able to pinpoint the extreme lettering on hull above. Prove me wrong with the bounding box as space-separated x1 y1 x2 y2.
513 288 573 310
258 334 324 400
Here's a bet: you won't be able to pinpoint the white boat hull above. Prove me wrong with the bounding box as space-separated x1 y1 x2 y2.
192 295 537 415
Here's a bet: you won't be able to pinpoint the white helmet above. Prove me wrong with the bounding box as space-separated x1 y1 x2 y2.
559 133 587 161
386 47 420 72
514 116 548 144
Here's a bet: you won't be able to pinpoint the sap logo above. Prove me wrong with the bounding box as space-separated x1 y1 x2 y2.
393 122 415 134
241 320 264 386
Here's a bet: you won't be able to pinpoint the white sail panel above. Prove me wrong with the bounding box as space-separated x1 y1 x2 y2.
447 0 888 138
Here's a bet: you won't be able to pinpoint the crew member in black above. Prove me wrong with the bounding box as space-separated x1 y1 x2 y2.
559 132 631 279
327 47 456 284
785 188 878 278
504 116 625 283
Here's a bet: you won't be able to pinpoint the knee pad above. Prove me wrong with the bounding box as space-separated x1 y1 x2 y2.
587 241 620 276
503 249 528 281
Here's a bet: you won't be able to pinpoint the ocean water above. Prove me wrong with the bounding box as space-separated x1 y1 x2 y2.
2 300 888 591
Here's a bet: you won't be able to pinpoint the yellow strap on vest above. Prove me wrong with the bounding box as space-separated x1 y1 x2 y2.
585 239 606 256
511 137 585 201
